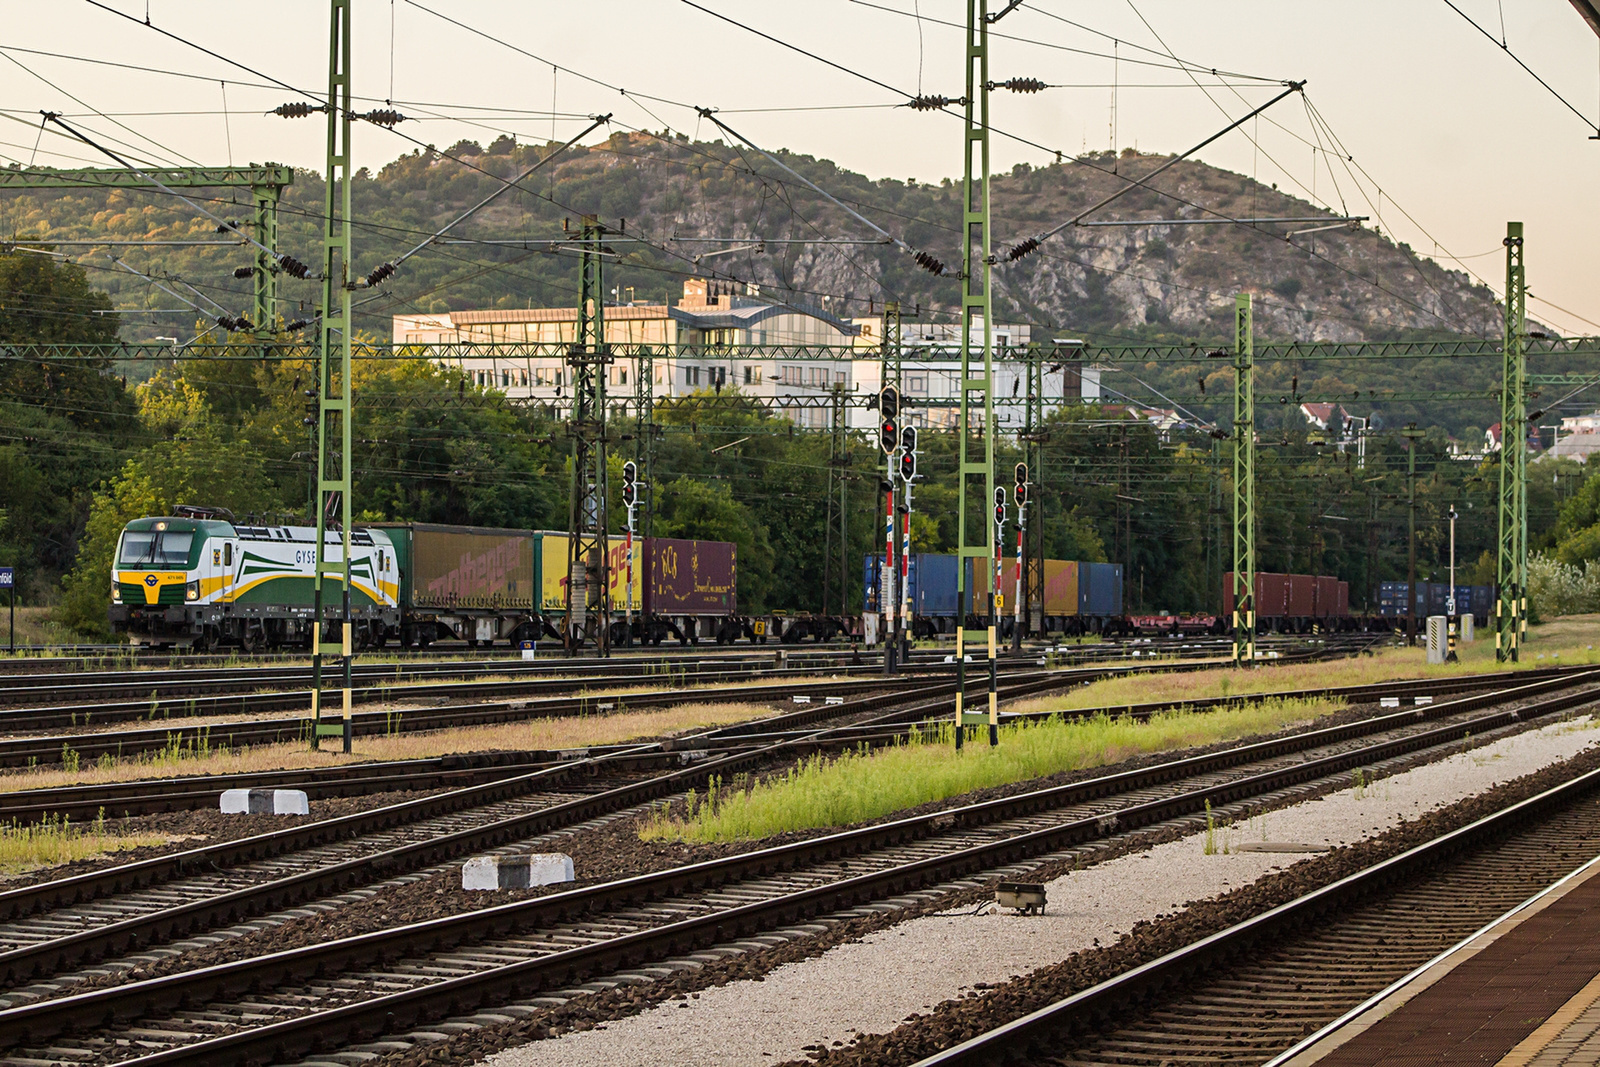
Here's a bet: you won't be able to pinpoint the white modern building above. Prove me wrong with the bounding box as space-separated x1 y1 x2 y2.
394 280 1102 431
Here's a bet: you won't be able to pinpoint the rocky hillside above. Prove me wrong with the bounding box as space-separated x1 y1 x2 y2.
0 130 1504 342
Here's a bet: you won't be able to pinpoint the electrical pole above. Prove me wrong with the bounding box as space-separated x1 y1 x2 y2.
1497 221 1527 662
900 425 919 663
1402 424 1425 647
1447 503 1459 662
565 215 612 656
1231 294 1256 667
311 0 354 753
955 0 998 748
1022 346 1046 643
1012 462 1028 650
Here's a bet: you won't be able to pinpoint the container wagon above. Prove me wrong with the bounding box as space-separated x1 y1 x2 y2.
865 555 1124 637
373 523 541 648
639 537 742 645
1224 572 1355 632
1376 582 1494 628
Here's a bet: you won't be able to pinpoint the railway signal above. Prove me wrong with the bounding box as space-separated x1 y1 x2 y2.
879 385 900 455
899 426 918 482
1013 463 1028 511
621 461 642 643
621 461 638 508
993 486 1007 531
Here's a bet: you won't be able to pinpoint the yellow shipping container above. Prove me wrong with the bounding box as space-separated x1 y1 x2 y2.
539 533 645 613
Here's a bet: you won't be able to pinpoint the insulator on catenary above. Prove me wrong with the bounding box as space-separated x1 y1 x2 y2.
907 95 962 111
272 102 321 119
1005 236 1041 262
995 77 1047 93
215 315 254 332
913 249 947 276
361 109 406 127
233 266 255 279
283 318 311 332
276 254 312 280
365 261 397 286
215 220 239 233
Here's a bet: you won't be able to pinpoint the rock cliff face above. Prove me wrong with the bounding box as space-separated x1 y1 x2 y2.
2 132 1504 340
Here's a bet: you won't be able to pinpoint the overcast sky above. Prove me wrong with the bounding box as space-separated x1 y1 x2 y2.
2 1 1597 333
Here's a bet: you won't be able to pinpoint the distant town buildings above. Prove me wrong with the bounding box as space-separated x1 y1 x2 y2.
393 279 1102 431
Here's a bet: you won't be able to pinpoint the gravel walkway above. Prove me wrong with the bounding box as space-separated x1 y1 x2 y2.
486 715 1600 1067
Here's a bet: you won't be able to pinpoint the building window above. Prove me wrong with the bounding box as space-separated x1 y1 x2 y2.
834 371 846 384
743 365 763 385
501 370 510 387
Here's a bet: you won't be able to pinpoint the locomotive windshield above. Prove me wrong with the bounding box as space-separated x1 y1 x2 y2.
118 530 194 568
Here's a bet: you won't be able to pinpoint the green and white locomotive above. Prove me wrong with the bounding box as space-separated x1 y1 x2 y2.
109 507 400 651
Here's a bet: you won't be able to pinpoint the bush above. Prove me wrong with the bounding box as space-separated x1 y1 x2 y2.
1528 553 1600 618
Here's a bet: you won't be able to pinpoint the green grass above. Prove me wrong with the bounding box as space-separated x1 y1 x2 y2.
641 697 1341 843
0 812 173 875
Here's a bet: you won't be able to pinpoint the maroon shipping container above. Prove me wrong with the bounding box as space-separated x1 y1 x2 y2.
1313 576 1339 619
1257 573 1288 617
1336 581 1349 617
1286 574 1316 618
645 538 737 616
1223 572 1288 618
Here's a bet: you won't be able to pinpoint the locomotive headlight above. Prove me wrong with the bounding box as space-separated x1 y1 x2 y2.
186 580 200 601
111 584 121 603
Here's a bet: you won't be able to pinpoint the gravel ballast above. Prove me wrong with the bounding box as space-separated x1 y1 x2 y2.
482 715 1600 1067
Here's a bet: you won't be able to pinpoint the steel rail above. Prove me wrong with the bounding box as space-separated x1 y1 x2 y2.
0 659 1572 821
5 671 1597 1060
0 668 1090 985
909 753 1600 1066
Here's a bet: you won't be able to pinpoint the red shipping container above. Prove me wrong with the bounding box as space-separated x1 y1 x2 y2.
1336 581 1349 617
1256 573 1288 617
1286 574 1316 618
644 538 737 616
1223 572 1288 618
1313 576 1338 619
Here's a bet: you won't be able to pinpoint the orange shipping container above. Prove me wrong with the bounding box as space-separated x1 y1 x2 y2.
1042 560 1079 615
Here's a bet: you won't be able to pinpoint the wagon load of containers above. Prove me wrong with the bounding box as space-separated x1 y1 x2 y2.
864 555 1123 636
1376 582 1494 623
1222 572 1351 632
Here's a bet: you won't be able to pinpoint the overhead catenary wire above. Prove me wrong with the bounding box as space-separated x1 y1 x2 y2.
1004 80 1306 262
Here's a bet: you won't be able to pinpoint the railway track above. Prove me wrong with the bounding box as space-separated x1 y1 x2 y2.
911 749 1600 1067
0 652 1540 823
0 649 1266 768
0 669 1592 1065
0 666 1093 994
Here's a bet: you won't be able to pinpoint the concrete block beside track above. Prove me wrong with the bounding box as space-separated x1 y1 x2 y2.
462 853 574 890
219 788 309 815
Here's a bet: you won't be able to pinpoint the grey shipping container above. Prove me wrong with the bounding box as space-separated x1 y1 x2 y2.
645 538 736 616
374 523 537 610
1078 562 1124 617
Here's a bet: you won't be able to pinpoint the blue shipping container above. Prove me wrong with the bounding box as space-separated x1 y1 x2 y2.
1079 562 1124 617
863 554 960 617
1471 585 1494 619
915 554 960 617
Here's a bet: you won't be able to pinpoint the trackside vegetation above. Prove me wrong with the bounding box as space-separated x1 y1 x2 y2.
640 697 1340 843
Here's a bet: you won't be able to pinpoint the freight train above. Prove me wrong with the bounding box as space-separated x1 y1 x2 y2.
109 508 743 651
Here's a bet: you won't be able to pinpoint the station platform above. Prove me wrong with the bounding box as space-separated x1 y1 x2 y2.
1281 853 1600 1066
